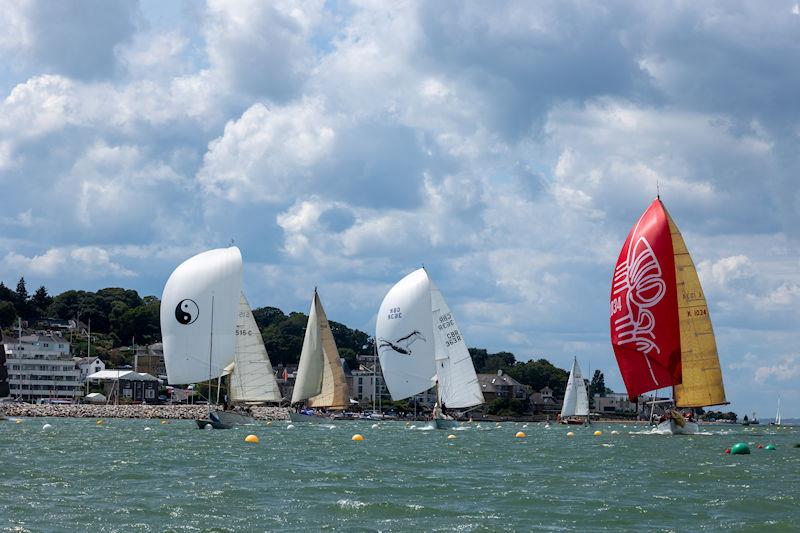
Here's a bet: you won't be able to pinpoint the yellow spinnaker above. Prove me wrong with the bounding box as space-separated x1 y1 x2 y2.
664 207 727 408
307 291 350 409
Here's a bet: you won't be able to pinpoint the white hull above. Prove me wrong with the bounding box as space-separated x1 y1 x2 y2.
656 419 699 435
434 417 461 430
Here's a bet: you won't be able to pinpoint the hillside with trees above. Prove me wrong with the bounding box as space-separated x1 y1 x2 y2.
0 277 574 394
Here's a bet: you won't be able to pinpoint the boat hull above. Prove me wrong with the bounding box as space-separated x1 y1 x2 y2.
433 418 461 430
559 417 590 425
656 419 699 435
196 410 256 430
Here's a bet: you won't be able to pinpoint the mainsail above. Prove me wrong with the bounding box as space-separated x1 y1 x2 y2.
291 289 349 409
161 247 242 384
377 268 484 409
229 292 282 403
560 357 590 418
665 208 726 408
610 198 726 407
430 280 484 408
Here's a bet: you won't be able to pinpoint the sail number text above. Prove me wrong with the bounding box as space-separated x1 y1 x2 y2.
236 328 254 336
437 313 455 330
610 296 623 315
686 308 708 317
445 330 462 347
387 307 402 320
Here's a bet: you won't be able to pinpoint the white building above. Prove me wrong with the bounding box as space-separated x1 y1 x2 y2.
74 356 106 382
2 332 82 401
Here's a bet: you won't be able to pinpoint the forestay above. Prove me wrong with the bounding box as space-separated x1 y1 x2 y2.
161 247 242 384
229 293 282 403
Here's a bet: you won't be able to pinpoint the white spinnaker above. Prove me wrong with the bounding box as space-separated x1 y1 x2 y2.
229 293 282 403
376 268 436 400
430 280 484 409
291 293 324 403
561 357 590 417
160 247 242 384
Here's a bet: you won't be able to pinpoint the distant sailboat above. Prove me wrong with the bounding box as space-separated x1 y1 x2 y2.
161 246 250 429
559 357 591 425
770 398 782 426
289 289 350 422
610 198 727 435
376 268 484 429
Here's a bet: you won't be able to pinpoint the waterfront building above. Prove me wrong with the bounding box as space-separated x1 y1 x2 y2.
132 343 166 379
1 332 82 401
74 356 105 382
529 386 559 414
477 370 530 403
86 370 160 404
592 392 639 416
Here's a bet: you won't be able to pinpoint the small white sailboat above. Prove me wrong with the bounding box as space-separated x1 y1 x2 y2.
376 268 484 429
770 398 782 426
289 289 350 423
610 198 728 435
559 357 591 425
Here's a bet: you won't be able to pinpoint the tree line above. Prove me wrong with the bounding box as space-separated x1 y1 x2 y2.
0 277 584 397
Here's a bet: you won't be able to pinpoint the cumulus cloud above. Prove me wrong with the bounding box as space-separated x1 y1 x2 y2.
4 246 134 279
0 0 798 417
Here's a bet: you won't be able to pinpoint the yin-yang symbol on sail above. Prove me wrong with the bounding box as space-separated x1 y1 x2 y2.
175 299 199 325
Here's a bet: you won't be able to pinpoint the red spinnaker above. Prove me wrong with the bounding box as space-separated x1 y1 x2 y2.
610 199 681 397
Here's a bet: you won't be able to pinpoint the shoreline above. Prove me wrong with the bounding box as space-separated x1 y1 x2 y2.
0 404 289 421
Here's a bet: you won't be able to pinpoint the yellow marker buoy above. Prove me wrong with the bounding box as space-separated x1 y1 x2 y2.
567 431 575 437
352 434 364 441
447 434 457 440
96 420 104 425
160 420 168 424
515 431 526 438
594 430 602 437
15 419 23 424
244 434 259 443
266 421 272 426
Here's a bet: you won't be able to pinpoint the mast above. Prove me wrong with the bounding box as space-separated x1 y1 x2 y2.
207 294 214 415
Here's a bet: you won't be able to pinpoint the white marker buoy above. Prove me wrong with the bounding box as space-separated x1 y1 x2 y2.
204 424 213 430
371 423 379 429
287 424 295 429
42 423 53 430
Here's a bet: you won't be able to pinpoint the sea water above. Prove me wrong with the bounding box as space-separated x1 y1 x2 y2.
1 419 798 531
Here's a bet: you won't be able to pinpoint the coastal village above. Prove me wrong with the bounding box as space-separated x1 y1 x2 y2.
0 299 737 424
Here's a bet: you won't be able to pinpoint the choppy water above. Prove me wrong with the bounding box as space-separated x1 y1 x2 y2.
1 418 798 532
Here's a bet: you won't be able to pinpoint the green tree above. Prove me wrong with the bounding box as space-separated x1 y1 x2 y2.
31 286 53 316
0 282 16 303
15 277 28 304
0 301 17 328
589 370 606 398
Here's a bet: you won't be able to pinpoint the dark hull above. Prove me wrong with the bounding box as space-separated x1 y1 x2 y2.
196 410 256 430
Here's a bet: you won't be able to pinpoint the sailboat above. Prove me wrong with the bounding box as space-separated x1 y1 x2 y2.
289 289 350 422
376 268 484 429
610 198 727 435
770 398 782 426
161 246 247 429
559 357 591 425
202 292 285 429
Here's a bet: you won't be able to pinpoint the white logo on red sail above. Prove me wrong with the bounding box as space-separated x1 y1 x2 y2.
612 235 666 385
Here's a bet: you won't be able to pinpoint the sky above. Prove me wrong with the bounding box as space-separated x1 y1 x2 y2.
0 0 798 418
